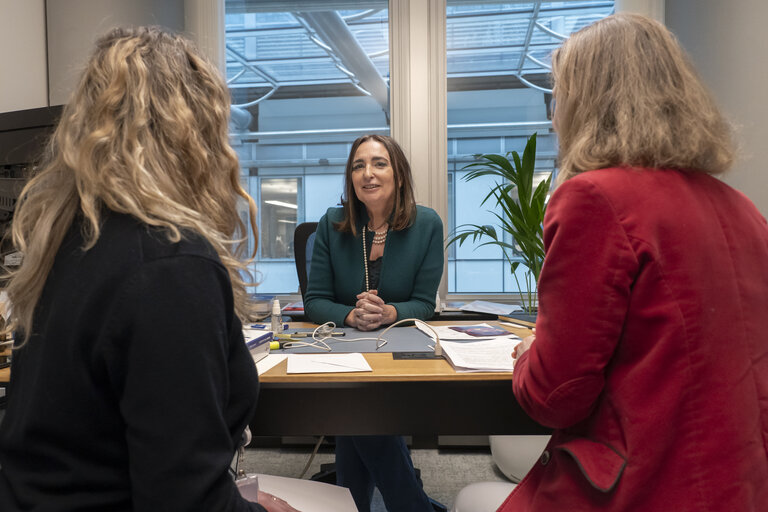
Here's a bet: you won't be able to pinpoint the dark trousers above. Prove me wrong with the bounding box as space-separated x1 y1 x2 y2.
335 435 433 512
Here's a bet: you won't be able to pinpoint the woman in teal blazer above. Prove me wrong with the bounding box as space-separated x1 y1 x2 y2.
304 134 443 512
305 204 443 327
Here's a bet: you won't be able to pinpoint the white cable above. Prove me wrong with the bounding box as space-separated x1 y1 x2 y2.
377 318 442 356
282 339 332 351
299 435 325 479
286 319 442 354
309 321 385 350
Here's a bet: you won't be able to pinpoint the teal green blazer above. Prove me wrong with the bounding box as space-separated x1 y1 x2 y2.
304 205 444 326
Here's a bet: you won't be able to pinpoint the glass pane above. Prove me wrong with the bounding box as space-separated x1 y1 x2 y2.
226 1 390 294
446 1 614 293
259 178 299 259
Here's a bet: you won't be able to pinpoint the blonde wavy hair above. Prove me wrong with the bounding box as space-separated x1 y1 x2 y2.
2 26 258 343
552 13 735 183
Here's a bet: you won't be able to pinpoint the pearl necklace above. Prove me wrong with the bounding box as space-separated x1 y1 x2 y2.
362 219 389 291
369 227 387 245
361 223 388 292
362 226 371 291
367 220 388 245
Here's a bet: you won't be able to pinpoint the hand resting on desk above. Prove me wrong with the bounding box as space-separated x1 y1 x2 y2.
346 290 397 331
513 332 535 359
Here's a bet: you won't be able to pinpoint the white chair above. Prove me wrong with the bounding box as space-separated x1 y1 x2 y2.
237 473 358 512
451 481 516 512
450 435 550 512
489 435 550 483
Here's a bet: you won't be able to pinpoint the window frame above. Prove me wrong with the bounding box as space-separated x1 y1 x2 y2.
193 0 663 303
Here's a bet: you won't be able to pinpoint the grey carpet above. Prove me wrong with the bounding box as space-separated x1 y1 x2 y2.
240 444 510 511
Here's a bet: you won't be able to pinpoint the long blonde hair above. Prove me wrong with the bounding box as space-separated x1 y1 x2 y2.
3 26 258 343
552 13 735 182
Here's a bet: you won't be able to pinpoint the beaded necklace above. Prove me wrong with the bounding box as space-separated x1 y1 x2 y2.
361 221 388 292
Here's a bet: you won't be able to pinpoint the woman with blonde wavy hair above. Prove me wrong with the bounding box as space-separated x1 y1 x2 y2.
494 13 768 512
0 27 298 512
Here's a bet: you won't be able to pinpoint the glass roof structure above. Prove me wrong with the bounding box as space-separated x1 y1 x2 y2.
225 1 614 105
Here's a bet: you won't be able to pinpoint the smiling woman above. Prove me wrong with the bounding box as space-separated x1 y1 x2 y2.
302 134 444 512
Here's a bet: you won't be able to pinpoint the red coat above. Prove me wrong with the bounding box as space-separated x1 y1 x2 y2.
500 168 768 511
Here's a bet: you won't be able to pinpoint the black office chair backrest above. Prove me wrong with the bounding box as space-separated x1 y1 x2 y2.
294 222 318 300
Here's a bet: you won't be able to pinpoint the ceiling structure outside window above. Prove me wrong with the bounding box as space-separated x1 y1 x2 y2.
226 1 614 113
224 1 615 295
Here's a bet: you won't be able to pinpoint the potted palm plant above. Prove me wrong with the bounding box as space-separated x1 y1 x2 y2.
446 133 550 314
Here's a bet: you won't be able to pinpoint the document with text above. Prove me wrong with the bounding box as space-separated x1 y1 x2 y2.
416 323 520 372
440 338 519 372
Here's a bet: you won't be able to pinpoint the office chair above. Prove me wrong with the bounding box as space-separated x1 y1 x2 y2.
293 222 340 483
293 222 318 300
451 481 516 512
450 436 549 512
489 435 550 483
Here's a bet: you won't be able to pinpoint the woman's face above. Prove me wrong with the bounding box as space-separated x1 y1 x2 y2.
351 140 396 215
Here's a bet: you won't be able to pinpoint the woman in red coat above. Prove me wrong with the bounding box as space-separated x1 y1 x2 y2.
502 13 768 512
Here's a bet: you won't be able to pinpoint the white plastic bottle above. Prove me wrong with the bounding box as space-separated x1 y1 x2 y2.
270 299 283 334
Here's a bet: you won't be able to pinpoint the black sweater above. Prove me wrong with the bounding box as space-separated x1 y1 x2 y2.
0 212 266 512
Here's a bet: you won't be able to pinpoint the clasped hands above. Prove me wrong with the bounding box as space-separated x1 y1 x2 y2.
346 290 397 331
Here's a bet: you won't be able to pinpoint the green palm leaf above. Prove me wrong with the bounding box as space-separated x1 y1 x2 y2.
446 133 550 311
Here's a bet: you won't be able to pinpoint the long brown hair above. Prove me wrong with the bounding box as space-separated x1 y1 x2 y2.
2 26 258 344
336 134 416 235
552 13 735 183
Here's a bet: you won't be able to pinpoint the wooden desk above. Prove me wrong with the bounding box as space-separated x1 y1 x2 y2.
0 347 10 385
1 347 10 405
249 322 548 436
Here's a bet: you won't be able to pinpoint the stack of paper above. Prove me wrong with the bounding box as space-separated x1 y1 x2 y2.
459 300 523 315
416 323 520 372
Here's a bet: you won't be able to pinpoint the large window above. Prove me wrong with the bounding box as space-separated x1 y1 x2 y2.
226 1 390 293
445 1 614 293
225 0 614 297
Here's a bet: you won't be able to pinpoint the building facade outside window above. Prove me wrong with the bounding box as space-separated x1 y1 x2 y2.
225 0 614 296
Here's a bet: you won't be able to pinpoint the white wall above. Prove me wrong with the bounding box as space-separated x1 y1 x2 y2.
46 0 184 105
666 0 768 216
0 0 47 113
615 0 665 22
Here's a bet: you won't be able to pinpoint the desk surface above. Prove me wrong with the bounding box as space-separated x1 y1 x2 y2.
259 352 515 384
0 347 9 385
0 323 547 436
251 321 547 436
258 320 528 384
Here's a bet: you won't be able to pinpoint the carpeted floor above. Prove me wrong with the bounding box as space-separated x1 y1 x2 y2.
240 442 510 512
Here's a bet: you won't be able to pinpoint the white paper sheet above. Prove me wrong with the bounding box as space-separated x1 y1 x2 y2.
286 353 372 374
459 300 523 315
440 339 519 372
256 354 287 375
